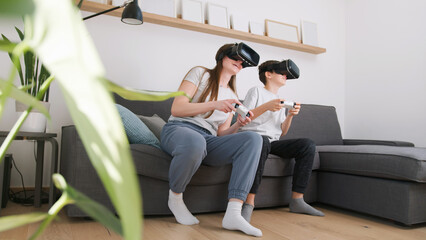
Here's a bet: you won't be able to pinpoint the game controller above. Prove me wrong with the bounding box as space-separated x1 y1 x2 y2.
233 103 250 117
280 101 296 109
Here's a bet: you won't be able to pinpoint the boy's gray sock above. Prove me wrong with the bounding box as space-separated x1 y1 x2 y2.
289 198 325 216
241 203 254 223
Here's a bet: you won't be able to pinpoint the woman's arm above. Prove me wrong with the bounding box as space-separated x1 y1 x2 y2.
217 111 253 136
171 80 214 117
171 80 240 117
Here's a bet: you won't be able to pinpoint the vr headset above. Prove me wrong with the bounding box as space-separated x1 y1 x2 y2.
261 59 300 79
216 42 260 68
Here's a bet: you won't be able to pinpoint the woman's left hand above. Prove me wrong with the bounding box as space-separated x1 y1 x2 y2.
288 103 301 116
237 110 254 126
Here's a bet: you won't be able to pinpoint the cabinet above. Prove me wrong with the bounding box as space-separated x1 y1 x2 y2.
80 1 326 54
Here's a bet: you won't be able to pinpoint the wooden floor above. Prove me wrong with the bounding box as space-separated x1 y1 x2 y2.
1 201 426 240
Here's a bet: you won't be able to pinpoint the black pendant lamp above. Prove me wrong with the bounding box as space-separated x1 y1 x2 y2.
83 0 143 25
121 0 143 25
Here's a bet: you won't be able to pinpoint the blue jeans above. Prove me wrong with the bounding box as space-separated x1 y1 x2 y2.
161 121 262 201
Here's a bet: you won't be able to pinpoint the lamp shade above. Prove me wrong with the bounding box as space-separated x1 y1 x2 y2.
121 0 143 25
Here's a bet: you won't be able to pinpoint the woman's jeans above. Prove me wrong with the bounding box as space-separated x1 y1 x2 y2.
161 121 262 201
250 136 316 194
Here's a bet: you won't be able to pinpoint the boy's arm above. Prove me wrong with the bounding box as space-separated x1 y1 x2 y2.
250 99 283 121
280 115 294 136
280 103 301 136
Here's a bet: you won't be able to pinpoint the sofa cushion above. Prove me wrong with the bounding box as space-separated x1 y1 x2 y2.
317 145 426 182
138 114 166 140
281 104 343 145
116 104 161 148
263 151 320 177
130 144 232 185
114 94 173 122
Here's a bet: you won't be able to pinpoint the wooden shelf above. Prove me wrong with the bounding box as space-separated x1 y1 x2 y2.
80 1 326 54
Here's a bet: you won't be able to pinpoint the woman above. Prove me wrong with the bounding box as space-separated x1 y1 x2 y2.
160 43 263 237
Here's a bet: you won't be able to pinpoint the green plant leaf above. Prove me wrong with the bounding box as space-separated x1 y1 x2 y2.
24 50 35 95
77 0 84 9
14 27 36 95
38 64 50 101
0 75 53 162
29 174 122 239
15 27 25 41
0 39 17 53
52 174 123 235
108 80 191 101
70 189 123 235
0 0 35 16
25 0 142 239
0 79 50 116
1 35 24 84
0 212 48 232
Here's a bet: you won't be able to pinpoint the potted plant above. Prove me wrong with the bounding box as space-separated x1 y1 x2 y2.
0 0 188 239
2 27 51 132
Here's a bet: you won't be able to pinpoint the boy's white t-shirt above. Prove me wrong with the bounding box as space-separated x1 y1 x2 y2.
240 86 286 141
168 66 238 136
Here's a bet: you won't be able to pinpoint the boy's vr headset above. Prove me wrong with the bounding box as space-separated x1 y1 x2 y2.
216 42 260 68
262 59 300 79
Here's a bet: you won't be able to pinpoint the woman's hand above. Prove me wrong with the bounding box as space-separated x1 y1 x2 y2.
236 110 254 126
214 99 240 113
288 102 301 116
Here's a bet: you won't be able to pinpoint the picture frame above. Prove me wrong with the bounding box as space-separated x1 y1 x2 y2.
181 0 204 24
301 20 319 46
111 0 125 6
249 21 264 35
89 0 108 4
230 14 249 32
206 3 229 28
141 0 176 18
265 19 300 43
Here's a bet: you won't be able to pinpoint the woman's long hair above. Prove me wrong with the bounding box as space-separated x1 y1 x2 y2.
183 44 238 118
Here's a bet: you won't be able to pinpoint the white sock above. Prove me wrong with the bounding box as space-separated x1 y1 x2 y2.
222 201 262 237
168 190 199 225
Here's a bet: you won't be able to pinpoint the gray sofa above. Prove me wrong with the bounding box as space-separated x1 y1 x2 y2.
60 96 426 225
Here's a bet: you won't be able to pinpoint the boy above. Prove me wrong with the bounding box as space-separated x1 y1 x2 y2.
239 60 324 222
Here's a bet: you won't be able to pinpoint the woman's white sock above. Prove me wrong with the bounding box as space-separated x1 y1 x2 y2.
222 201 262 237
168 190 199 225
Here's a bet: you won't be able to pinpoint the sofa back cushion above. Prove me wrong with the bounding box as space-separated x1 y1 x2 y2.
115 104 161 148
281 104 343 145
114 94 173 122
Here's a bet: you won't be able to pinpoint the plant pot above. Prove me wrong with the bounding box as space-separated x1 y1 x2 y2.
15 101 50 133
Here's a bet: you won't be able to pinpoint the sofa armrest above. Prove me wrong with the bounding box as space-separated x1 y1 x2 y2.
343 139 415 147
60 125 114 216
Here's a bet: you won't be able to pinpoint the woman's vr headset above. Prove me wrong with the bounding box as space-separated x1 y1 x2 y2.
216 42 260 68
263 59 300 79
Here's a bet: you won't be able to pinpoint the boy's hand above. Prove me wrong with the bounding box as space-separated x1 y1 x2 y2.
237 110 254 126
266 99 283 112
288 102 301 116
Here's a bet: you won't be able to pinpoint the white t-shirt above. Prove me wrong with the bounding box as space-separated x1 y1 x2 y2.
240 86 286 141
169 66 238 136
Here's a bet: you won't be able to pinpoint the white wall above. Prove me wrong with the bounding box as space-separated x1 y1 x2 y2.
345 0 426 147
0 0 346 187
